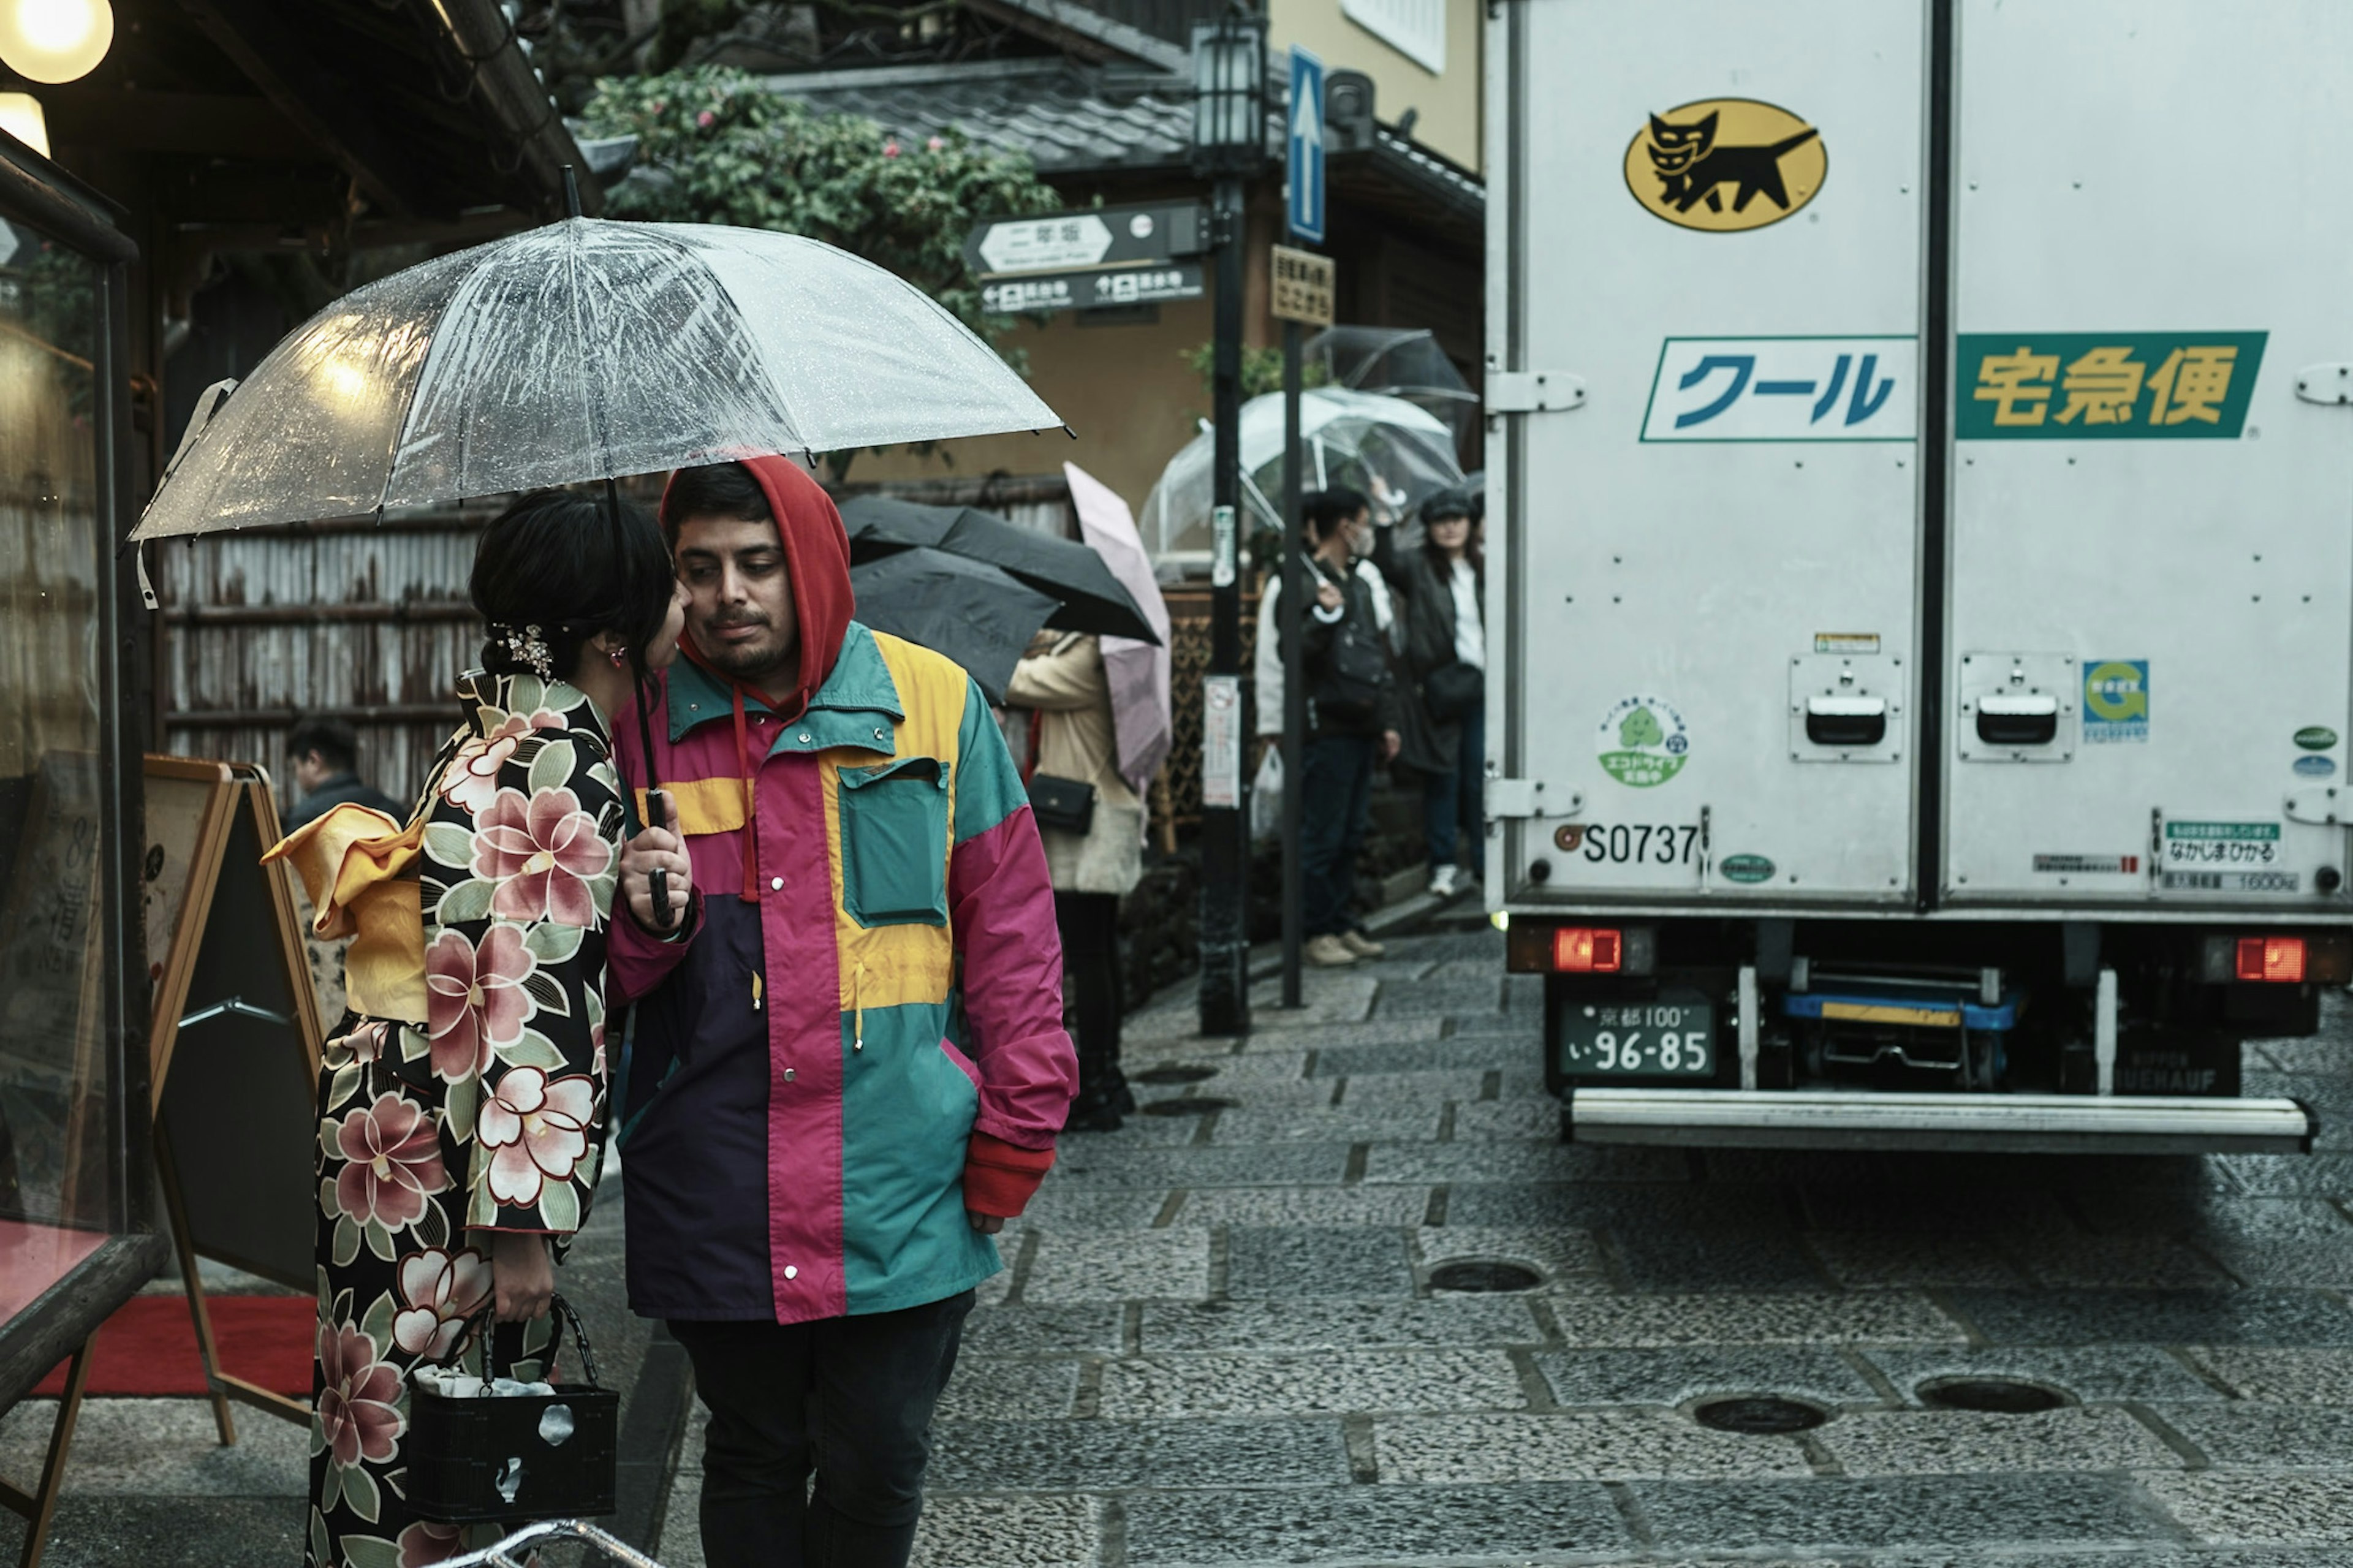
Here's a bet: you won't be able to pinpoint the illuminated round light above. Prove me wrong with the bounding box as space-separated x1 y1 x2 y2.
0 0 115 85
0 92 48 158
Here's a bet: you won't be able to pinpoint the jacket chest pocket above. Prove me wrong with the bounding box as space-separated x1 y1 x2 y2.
837 757 949 927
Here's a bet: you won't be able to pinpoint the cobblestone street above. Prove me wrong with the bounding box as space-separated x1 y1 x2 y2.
653 922 2353 1567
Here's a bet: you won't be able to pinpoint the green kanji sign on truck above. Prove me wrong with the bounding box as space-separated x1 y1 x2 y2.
1956 331 2267 439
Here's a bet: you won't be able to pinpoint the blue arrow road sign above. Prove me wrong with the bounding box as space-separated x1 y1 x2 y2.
1287 46 1325 244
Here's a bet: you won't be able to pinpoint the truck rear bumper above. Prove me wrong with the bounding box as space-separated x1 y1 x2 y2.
1566 1089 2315 1156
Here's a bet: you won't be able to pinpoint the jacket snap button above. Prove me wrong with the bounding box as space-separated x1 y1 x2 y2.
798 732 812 743
783 1265 798 1280
783 1067 795 1083
770 876 784 891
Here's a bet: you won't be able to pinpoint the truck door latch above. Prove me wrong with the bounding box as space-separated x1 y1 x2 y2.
2296 365 2353 404
1487 778 1585 819
2286 786 2347 825
1485 371 1586 414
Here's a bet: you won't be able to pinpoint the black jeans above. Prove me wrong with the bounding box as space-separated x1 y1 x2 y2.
1055 890 1124 1102
1300 732 1375 936
670 1290 976 1568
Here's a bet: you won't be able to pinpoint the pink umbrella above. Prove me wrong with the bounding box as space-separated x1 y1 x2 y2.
1065 461 1172 798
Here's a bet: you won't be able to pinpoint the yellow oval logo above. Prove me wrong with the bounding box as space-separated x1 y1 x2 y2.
1624 98 1825 233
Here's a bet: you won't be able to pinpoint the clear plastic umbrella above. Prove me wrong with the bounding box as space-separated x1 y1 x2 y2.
1138 387 1464 563
132 217 1064 540
1306 325 1480 455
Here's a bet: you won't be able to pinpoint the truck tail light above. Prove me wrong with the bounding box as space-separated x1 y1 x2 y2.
2236 936 2306 983
1554 928 1622 973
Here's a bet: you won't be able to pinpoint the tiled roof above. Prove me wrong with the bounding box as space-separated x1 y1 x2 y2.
761 59 1202 176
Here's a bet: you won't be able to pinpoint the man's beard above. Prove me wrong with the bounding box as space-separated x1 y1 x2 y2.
695 618 792 683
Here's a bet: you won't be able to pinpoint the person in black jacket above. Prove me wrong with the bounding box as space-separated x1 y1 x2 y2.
281 716 401 830
1387 491 1486 898
1283 488 1403 967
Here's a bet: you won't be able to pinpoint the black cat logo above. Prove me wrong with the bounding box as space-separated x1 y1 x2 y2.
1623 98 1826 233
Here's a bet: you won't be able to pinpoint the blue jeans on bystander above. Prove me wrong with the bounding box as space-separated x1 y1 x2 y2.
1423 699 1485 873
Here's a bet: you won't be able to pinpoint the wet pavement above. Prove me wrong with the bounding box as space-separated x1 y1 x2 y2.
10 919 2353 1564
655 923 2353 1566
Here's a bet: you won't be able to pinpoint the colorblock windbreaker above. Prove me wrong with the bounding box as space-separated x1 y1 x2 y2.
608 456 1076 1325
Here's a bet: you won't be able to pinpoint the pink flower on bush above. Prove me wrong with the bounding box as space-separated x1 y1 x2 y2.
316 1321 403 1468
472 786 611 926
441 711 561 816
477 1067 598 1208
332 1093 447 1230
398 1520 464 1567
392 1247 493 1360
425 925 537 1083
926 135 944 152
697 109 716 127
883 139 901 157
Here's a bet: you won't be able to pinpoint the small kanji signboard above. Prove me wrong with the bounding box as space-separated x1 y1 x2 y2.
1271 245 1335 328
1955 331 2268 439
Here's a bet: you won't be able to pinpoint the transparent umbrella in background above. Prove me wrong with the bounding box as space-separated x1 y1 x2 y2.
1305 325 1482 459
1137 387 1464 567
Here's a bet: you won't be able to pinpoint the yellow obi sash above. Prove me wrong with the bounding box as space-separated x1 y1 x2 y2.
263 802 430 1023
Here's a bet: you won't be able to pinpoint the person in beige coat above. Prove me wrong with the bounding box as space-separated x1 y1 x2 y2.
1007 630 1146 1131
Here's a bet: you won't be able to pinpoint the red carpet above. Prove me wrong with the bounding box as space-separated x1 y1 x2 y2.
34 1295 313 1398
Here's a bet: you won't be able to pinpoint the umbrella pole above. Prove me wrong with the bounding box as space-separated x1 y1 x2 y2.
608 474 675 931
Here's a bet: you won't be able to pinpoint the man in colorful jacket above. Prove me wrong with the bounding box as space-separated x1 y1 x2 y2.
607 455 1077 1568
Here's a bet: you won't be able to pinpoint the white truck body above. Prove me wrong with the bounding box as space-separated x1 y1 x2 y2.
1482 0 2350 1153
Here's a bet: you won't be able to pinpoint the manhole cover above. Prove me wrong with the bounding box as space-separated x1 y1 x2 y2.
1137 1064 1219 1086
1140 1097 1240 1116
1917 1377 2067 1414
1428 1260 1543 1293
1692 1396 1829 1434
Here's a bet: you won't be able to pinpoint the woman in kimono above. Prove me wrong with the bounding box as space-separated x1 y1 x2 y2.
273 490 691 1567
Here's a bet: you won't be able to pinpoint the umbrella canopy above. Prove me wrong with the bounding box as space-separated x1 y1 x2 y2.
1138 387 1463 560
839 494 1159 644
848 547 1062 705
1065 461 1172 797
1306 325 1480 453
135 218 1064 540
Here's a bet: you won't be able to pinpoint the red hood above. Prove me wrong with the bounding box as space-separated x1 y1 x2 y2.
666 453 855 721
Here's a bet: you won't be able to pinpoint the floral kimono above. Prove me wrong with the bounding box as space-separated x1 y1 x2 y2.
273 670 622 1568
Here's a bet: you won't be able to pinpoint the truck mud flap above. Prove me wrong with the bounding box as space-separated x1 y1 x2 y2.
1565 1089 2315 1156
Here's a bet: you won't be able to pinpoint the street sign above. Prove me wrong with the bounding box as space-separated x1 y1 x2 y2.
963 202 1210 278
981 261 1206 316
1287 46 1326 244
1270 246 1335 327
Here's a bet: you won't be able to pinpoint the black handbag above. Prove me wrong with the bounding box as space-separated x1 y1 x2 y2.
1422 661 1485 724
1027 773 1097 835
406 1293 619 1524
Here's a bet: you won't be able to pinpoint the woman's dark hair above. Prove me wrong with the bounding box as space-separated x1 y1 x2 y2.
1420 488 1483 574
659 460 772 544
471 488 674 679
1302 485 1371 544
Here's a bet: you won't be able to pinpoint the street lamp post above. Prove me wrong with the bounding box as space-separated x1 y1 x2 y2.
1190 11 1265 1038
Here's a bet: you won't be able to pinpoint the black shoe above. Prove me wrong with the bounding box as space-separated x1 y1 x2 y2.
1064 1094 1124 1134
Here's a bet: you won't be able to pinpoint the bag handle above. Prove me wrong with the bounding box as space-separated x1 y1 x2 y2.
439 1292 602 1392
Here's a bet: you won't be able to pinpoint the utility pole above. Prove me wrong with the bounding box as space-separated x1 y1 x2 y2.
1190 13 1267 1037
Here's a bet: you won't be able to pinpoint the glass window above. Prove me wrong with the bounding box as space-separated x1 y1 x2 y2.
0 214 111 1317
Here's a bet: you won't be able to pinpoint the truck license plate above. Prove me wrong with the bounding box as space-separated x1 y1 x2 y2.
1559 989 1716 1077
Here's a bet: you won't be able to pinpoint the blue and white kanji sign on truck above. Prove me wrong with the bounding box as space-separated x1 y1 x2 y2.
1482 0 2350 1153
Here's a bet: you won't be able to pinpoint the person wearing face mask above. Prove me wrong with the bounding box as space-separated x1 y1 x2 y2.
1279 487 1403 968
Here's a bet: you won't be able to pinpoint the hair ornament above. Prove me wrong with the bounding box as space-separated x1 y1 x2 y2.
493 621 554 681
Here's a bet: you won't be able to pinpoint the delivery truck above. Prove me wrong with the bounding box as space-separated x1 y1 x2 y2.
1480 0 2351 1154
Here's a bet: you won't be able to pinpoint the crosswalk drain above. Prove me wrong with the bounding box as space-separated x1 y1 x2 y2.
1137 1064 1220 1085
1140 1097 1240 1116
1692 1397 1828 1434
1917 1377 2067 1414
1428 1260 1543 1293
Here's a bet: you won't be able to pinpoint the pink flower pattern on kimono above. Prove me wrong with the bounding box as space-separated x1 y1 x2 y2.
472 785 612 926
476 1067 599 1207
392 1247 493 1360
440 710 561 816
333 1093 447 1230
316 1322 404 1468
397 1520 464 1567
423 925 537 1083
